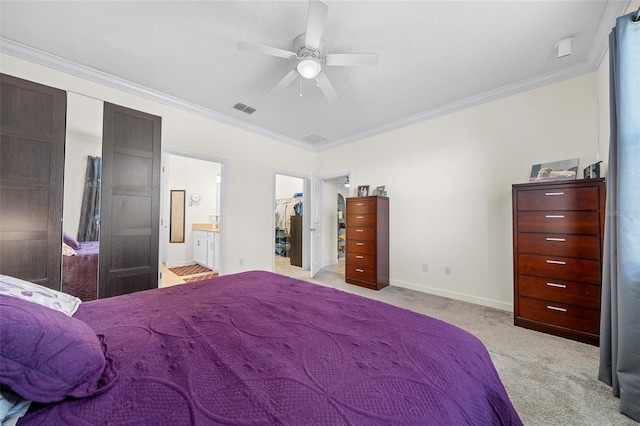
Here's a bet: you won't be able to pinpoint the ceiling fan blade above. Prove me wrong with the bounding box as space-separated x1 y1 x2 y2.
305 0 329 50
269 69 299 95
315 71 338 102
325 53 379 67
237 41 296 60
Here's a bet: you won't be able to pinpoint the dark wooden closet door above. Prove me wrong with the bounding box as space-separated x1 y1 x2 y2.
0 74 66 289
99 103 161 298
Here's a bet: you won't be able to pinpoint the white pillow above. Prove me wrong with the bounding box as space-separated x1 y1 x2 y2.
0 275 81 316
62 242 76 257
0 389 30 426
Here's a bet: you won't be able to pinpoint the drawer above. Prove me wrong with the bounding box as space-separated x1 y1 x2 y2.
346 240 375 255
518 233 600 260
346 252 374 269
347 214 376 227
517 186 599 211
517 211 600 235
346 227 375 241
347 198 376 215
518 297 600 335
518 275 600 310
346 265 375 283
518 254 601 284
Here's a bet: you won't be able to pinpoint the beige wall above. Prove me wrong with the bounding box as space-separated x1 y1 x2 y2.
317 73 603 310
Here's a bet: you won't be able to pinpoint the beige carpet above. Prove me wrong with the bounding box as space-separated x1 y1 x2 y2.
276 259 635 425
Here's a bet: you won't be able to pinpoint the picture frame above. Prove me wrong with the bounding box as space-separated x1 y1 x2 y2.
529 158 579 182
375 186 386 196
583 161 602 179
357 185 369 197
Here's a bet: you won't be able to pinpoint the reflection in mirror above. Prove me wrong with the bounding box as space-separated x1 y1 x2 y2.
62 93 103 301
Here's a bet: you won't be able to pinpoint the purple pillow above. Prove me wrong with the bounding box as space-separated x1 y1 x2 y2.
63 232 81 250
0 296 118 403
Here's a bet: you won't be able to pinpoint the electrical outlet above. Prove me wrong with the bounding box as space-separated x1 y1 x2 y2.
444 266 452 275
239 258 244 266
421 263 429 272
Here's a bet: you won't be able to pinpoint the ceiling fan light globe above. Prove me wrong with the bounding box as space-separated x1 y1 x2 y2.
297 59 321 79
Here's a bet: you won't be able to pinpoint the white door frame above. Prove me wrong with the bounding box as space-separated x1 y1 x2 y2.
160 148 228 285
313 171 351 275
310 174 322 277
272 170 350 277
272 171 311 271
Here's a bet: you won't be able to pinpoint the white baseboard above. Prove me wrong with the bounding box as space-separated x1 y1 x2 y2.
390 279 514 312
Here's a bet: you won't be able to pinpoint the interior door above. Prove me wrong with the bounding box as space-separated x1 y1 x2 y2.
310 175 322 277
0 74 66 289
99 102 161 297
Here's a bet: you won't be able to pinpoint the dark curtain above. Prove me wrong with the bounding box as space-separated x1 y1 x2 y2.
598 10 640 423
77 156 101 242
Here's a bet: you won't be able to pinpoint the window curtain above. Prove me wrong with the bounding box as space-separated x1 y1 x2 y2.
77 156 101 242
598 10 640 423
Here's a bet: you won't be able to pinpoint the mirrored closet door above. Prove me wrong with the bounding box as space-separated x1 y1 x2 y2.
61 93 103 301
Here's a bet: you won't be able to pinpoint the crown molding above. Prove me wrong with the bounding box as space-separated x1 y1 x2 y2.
316 59 597 151
0 37 315 152
315 0 630 152
2 0 627 156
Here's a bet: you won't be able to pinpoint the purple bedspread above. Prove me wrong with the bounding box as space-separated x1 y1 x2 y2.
62 241 99 301
20 271 522 425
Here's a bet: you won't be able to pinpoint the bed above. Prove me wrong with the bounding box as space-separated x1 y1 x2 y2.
62 241 99 301
2 271 522 425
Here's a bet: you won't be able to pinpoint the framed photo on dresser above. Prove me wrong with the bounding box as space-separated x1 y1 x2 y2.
529 158 579 182
357 185 369 197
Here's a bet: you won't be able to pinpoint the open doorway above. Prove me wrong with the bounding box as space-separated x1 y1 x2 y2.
318 174 349 278
160 150 226 287
274 174 307 278
272 172 349 281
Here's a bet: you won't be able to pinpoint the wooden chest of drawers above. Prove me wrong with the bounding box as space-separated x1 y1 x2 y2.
345 196 389 290
512 178 605 345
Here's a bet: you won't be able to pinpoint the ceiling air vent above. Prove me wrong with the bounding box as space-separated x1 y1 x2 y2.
232 102 256 114
301 133 327 144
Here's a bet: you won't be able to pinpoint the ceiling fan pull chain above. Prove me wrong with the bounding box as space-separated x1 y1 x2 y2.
299 75 303 97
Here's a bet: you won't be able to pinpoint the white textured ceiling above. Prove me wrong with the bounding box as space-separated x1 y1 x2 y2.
0 1 629 151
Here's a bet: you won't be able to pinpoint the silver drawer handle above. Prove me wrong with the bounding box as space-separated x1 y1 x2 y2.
356 269 364 273
545 192 565 196
356 216 364 219
546 260 567 265
356 229 364 232
356 203 364 206
546 237 566 242
356 243 364 246
547 305 567 312
545 215 565 218
546 282 567 288
356 255 364 259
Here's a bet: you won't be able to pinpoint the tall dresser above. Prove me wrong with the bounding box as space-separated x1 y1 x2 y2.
345 196 389 290
512 178 605 345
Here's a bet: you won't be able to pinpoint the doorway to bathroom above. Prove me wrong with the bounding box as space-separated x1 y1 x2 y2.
160 150 225 287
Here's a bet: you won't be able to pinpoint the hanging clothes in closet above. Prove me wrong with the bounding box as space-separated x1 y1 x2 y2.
275 195 303 257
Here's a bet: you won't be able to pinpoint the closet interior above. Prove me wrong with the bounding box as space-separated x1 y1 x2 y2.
274 174 304 269
275 195 303 266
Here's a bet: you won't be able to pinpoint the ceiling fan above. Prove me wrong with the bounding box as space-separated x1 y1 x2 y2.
237 0 379 102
